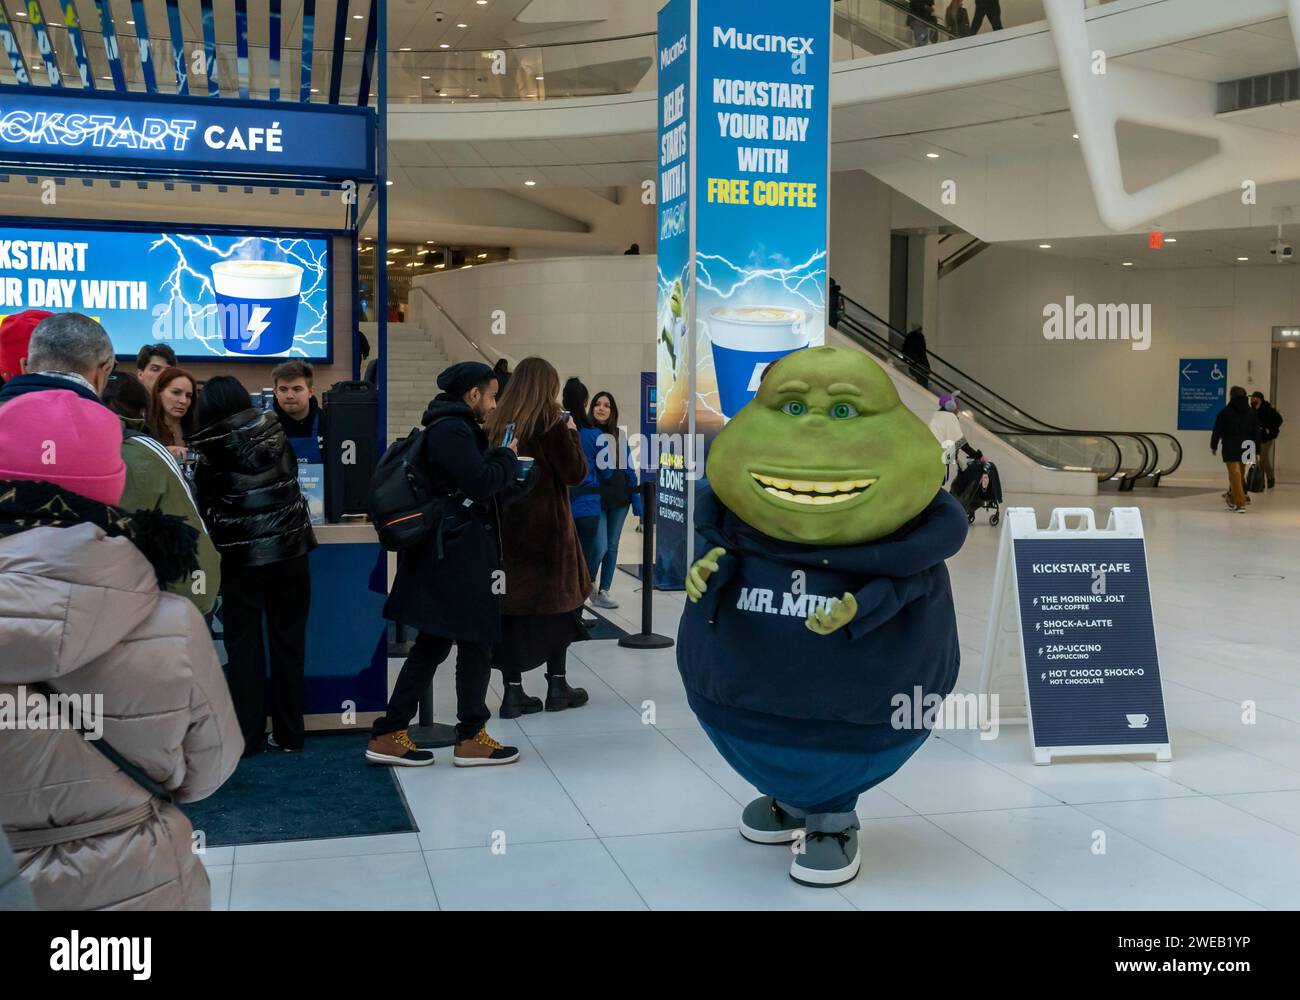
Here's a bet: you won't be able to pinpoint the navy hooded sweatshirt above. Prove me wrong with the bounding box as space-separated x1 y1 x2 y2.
677 486 969 753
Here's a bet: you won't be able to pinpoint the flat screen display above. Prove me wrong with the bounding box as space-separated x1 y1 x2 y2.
0 221 333 362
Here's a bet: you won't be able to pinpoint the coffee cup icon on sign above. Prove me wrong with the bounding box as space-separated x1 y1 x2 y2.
213 260 304 356
707 306 811 418
1126 713 1150 729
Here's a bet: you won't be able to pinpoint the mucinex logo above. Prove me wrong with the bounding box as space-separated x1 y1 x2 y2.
712 26 814 55
660 34 687 69
0 107 285 155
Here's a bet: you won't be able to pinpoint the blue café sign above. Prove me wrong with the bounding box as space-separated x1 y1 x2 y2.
0 90 374 180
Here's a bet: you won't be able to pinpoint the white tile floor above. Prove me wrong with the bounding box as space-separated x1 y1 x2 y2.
209 485 1300 911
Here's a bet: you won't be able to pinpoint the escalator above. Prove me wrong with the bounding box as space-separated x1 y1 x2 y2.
833 290 1184 488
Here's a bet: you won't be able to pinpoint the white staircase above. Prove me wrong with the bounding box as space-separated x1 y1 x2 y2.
366 322 453 444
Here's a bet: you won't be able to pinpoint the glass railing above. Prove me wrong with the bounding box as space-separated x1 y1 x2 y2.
0 1 1136 103
0 19 657 104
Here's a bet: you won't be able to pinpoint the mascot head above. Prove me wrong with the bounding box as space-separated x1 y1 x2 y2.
705 345 942 546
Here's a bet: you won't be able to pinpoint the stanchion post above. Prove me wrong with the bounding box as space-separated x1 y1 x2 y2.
619 480 674 650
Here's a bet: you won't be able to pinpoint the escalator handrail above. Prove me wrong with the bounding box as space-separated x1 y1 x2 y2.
839 291 1183 479
833 314 1130 481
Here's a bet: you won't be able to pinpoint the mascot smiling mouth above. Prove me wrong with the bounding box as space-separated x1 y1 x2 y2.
749 471 877 507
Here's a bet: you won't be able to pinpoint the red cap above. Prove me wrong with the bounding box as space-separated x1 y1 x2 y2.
0 310 54 380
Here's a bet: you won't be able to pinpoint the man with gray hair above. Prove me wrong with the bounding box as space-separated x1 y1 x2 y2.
0 312 114 405
0 313 220 614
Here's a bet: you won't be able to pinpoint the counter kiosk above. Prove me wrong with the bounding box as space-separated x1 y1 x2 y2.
0 1 395 732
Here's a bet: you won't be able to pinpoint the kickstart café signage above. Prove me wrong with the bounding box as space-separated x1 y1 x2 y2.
0 90 375 180
984 507 1171 764
653 0 830 587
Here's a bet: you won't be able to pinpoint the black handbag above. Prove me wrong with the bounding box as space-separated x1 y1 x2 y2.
1245 463 1266 494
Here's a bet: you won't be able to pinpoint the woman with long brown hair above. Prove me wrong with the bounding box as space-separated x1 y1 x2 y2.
148 366 199 461
485 356 592 717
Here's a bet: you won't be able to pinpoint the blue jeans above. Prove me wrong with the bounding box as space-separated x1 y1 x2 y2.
596 505 630 591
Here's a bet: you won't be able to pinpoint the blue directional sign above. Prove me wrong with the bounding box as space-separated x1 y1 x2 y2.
1177 357 1227 431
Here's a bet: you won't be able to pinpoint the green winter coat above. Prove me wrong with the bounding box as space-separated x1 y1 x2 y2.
118 418 221 615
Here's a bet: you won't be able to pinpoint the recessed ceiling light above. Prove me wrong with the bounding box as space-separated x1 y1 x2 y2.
126 20 135 25
386 180 394 186
427 240 436 244
422 75 431 80
477 253 487 259
536 76 544 81
925 152 939 159
458 23 469 28
1165 237 1177 243
1122 261 1134 266
353 13 364 18
344 36 352 41
439 43 450 48
1237 256 1249 261
1038 244 1052 249
1072 133 1079 140
524 180 536 186
477 1 488 5
400 47 411 52
435 263 445 269
470 93 480 98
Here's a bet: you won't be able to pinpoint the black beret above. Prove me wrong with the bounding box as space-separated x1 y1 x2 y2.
437 361 494 398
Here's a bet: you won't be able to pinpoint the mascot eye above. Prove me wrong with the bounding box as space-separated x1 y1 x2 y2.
782 401 807 416
831 403 858 419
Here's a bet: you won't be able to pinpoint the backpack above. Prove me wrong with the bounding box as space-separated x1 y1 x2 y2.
368 420 457 552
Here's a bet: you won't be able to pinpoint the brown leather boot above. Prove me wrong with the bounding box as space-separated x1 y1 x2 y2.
453 729 520 767
366 729 435 767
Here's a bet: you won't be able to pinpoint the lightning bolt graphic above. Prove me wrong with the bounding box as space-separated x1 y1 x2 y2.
245 307 272 350
148 234 328 356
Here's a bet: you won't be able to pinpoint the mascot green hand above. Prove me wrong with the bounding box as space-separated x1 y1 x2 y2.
675 345 969 889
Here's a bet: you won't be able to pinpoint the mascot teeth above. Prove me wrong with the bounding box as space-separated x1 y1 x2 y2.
752 472 876 503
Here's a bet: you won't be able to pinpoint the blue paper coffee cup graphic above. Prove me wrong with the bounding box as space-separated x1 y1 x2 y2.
708 306 811 417
212 260 304 356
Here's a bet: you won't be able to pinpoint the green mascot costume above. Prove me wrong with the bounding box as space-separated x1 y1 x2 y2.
677 345 969 887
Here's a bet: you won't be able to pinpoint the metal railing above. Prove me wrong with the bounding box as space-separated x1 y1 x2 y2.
835 289 1183 486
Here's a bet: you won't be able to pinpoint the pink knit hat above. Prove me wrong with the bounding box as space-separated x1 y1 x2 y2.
0 390 126 506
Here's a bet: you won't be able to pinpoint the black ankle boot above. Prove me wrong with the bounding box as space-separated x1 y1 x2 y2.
545 674 589 712
499 682 543 719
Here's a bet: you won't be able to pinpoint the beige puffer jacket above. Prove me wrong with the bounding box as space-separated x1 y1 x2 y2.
0 522 243 910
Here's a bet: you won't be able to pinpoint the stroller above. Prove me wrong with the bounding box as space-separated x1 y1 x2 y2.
950 454 1003 526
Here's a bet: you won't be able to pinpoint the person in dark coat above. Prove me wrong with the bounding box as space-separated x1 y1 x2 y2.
1211 385 1261 513
190 377 317 755
485 357 592 718
902 326 931 390
1250 391 1283 489
368 361 525 768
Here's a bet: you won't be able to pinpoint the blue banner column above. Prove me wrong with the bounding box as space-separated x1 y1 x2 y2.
653 0 832 588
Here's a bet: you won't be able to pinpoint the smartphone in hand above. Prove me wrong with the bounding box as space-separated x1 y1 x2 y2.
501 421 517 448
559 410 571 426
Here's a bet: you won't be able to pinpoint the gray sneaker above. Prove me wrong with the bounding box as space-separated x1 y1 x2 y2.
590 589 619 609
790 828 861 887
739 795 803 845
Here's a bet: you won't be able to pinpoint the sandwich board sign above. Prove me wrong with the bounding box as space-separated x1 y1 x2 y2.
979 507 1171 764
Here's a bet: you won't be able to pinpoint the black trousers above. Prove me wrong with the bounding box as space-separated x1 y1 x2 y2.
373 633 491 743
221 555 311 755
971 0 1002 32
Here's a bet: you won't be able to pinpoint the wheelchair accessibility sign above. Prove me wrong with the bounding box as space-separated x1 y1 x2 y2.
1177 358 1226 431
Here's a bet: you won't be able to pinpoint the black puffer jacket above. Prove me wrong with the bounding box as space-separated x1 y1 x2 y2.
1210 397 1261 466
190 407 316 570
